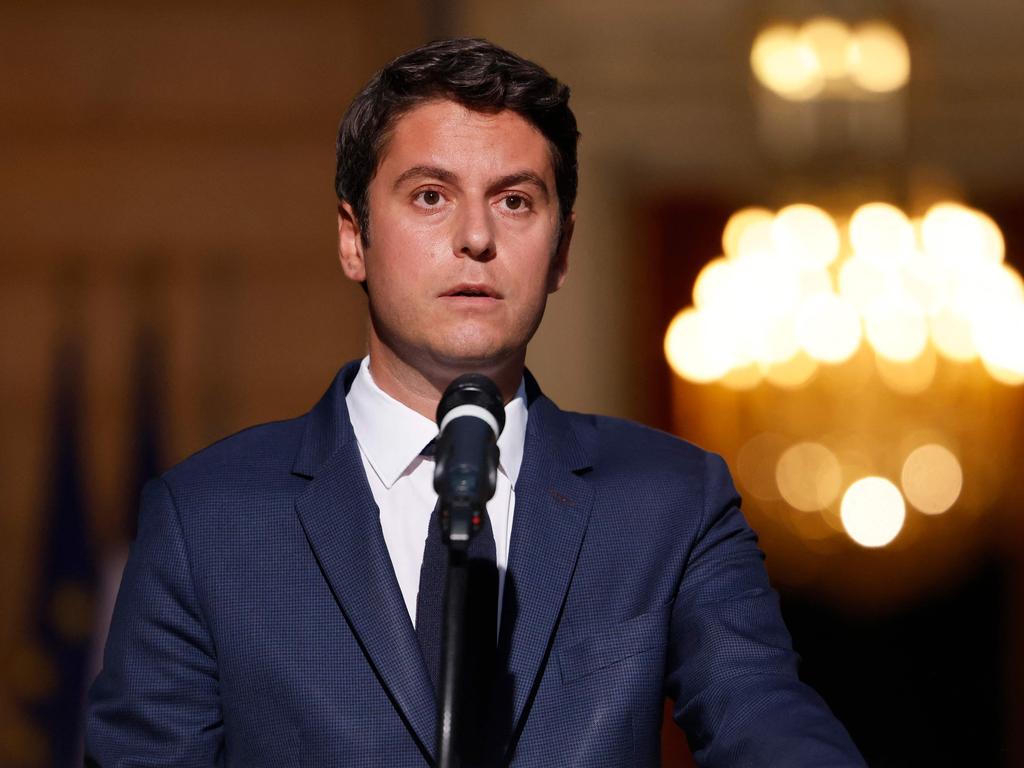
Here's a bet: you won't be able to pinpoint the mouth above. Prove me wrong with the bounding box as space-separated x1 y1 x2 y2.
440 283 501 300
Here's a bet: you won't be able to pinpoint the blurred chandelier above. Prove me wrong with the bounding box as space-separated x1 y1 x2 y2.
751 17 910 101
663 202 1023 560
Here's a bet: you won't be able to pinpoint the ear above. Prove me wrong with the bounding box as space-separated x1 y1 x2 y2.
547 212 574 293
338 201 366 283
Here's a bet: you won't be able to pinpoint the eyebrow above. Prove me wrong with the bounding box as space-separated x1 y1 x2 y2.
392 165 458 190
392 165 550 200
488 171 550 200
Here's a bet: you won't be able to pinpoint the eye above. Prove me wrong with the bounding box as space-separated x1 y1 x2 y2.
415 189 443 207
500 194 531 212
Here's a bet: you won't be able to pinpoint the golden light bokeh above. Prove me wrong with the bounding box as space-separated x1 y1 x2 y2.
735 216 776 260
752 17 909 99
849 202 915 269
901 444 963 515
840 477 906 547
799 17 852 80
773 204 841 270
973 301 1024 384
930 308 977 362
981 359 1024 387
902 248 951 317
763 350 819 389
838 257 888 312
797 293 862 364
750 24 825 101
720 363 764 391
665 200 1019 561
847 21 911 93
799 268 834 299
664 307 733 384
723 207 774 259
776 442 842 512
664 200 1021 390
863 294 929 362
922 202 1004 270
692 256 733 310
874 345 937 395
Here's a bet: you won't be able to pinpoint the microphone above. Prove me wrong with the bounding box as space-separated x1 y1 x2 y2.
433 374 505 551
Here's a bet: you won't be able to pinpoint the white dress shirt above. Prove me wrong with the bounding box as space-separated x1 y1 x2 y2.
346 356 527 630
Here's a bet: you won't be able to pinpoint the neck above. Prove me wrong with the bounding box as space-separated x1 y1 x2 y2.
366 339 524 421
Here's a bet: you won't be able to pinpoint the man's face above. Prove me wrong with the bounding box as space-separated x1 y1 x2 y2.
338 99 571 380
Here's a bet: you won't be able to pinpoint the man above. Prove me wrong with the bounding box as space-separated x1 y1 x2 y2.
86 39 865 766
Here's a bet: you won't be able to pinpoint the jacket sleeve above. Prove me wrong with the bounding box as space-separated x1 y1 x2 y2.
85 477 224 767
664 452 866 767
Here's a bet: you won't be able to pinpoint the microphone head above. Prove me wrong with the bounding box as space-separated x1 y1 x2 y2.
436 373 506 437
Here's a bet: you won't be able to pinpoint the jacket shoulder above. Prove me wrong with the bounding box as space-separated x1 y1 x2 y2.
564 410 721 480
161 414 308 490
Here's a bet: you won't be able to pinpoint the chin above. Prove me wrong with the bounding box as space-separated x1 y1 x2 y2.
428 340 518 371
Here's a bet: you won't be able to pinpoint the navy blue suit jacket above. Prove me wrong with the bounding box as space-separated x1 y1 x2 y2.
87 361 864 766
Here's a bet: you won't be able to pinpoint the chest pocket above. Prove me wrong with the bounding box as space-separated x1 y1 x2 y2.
557 605 670 685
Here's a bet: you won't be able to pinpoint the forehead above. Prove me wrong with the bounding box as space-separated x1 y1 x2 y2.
376 99 555 180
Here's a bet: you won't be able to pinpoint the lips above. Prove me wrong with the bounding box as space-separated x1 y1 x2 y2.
441 283 501 299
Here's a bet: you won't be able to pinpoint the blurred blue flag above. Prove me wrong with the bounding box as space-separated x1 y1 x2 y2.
31 338 97 767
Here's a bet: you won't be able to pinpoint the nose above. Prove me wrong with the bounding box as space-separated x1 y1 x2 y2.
455 199 496 261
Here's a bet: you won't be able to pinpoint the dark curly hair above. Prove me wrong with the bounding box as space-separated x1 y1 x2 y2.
335 38 579 245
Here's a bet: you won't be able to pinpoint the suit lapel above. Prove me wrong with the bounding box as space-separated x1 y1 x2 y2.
499 384 594 751
292 364 437 758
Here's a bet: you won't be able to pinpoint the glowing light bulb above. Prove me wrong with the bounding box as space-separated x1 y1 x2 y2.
751 24 826 101
693 257 733 310
773 204 841 270
901 444 962 515
736 218 776 261
975 209 1006 265
847 21 910 93
848 202 915 270
799 17 852 81
723 207 775 260
1002 264 1024 300
728 251 803 365
799 269 834 299
841 477 906 547
750 312 802 365
797 293 862 363
776 442 842 512
838 257 888 313
664 308 734 383
901 248 952 317
973 301 1024 385
864 295 929 362
951 262 1024 324
922 203 1004 271
930 309 977 362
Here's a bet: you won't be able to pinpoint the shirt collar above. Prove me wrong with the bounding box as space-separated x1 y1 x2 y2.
346 356 528 489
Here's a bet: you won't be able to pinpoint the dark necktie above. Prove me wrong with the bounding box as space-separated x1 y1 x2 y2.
415 441 499 764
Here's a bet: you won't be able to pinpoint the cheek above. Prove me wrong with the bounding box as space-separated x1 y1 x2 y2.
367 229 435 292
517 244 563 299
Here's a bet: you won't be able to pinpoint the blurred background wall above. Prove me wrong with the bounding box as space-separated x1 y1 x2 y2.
2 1 1021 766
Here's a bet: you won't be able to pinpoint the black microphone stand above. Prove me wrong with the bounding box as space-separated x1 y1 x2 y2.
436 500 479 768
433 375 504 768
